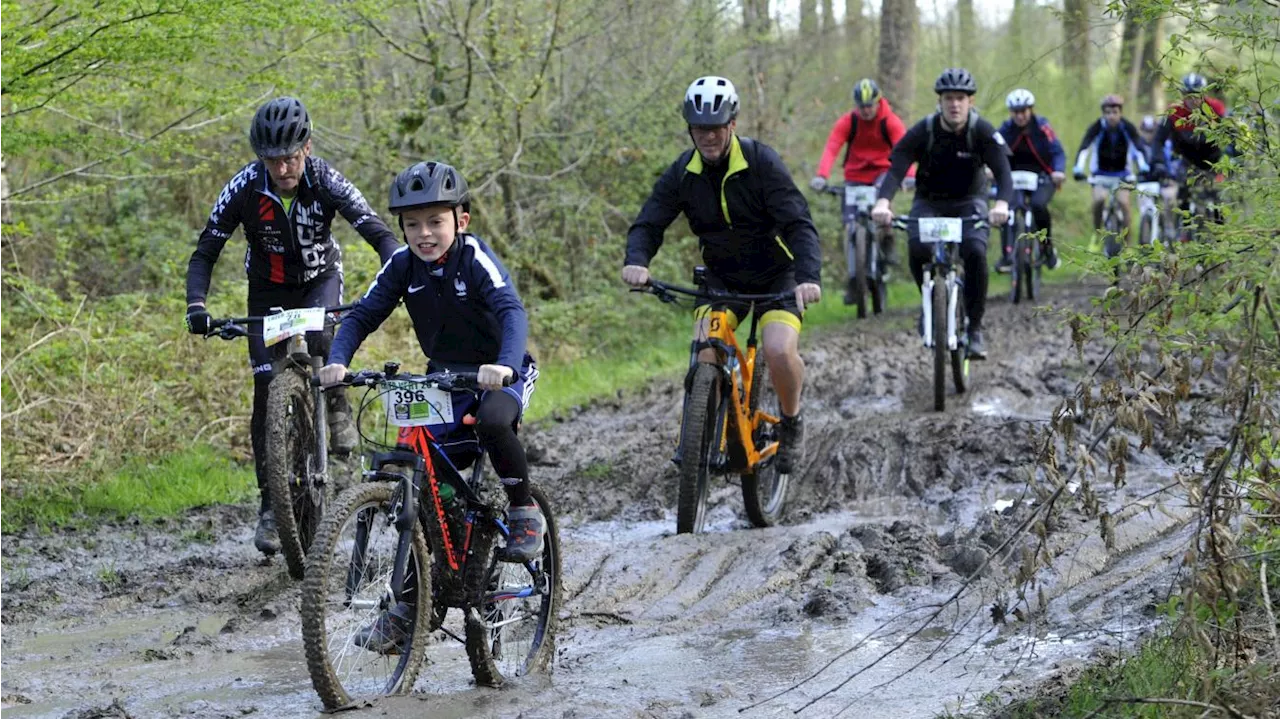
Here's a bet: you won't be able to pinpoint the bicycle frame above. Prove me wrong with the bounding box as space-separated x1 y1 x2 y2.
1136 181 1164 246
684 307 779 474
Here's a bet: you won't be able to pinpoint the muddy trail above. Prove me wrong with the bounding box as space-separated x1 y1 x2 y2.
2 279 1222 719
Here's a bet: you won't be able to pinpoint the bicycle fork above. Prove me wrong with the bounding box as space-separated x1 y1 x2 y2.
920 272 961 350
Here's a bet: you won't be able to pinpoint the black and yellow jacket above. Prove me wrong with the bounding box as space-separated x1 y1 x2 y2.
625 135 821 287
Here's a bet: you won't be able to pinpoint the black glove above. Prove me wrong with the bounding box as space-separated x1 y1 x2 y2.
1152 165 1169 182
1072 170 1086 182
185 306 210 335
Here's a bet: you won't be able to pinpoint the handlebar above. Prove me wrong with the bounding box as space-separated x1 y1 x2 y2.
633 279 798 305
889 214 990 231
205 303 356 341
313 366 513 390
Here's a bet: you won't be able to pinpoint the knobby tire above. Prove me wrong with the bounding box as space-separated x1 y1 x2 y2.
741 358 788 527
264 368 323 580
677 363 720 534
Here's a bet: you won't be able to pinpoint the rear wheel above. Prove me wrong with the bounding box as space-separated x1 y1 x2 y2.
264 368 324 580
932 276 948 412
676 363 720 534
465 485 563 687
301 482 430 709
741 358 788 527
852 225 868 319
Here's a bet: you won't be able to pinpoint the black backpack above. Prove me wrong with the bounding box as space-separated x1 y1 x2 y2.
842 114 895 168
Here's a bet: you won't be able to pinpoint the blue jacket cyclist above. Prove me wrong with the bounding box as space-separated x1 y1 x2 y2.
319 161 544 566
996 88 1066 272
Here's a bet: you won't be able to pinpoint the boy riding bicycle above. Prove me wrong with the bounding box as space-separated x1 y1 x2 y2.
318 160 544 564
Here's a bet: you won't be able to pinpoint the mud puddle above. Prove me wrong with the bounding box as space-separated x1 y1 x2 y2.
2 281 1218 718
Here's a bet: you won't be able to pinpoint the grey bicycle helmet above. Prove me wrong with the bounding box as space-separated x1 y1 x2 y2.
249 97 311 157
683 76 739 126
934 68 977 95
1180 72 1208 94
388 161 470 215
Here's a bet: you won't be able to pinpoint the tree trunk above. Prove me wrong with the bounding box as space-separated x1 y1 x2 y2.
956 0 975 65
1118 10 1142 104
1008 0 1026 66
845 0 863 47
742 0 771 137
1062 0 1092 92
800 0 817 38
821 0 835 37
692 0 719 67
878 0 917 117
1137 16 1164 114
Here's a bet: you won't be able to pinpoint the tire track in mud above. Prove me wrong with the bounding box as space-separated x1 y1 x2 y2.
2 280 1221 718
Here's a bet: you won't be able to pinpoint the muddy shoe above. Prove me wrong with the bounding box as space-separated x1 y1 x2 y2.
355 601 415 655
1042 239 1060 269
994 255 1014 274
776 414 805 475
967 330 987 360
326 390 358 456
500 505 545 563
254 509 280 556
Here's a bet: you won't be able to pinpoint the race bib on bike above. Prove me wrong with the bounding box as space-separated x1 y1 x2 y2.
844 185 878 213
1010 171 1039 192
917 217 963 244
1136 181 1162 197
383 381 455 427
262 307 326 347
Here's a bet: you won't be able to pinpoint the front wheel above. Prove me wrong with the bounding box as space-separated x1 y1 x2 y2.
301 482 431 709
850 224 868 319
676 363 720 534
932 276 948 412
464 485 563 687
1139 212 1154 248
741 358 788 527
1009 215 1028 304
264 368 325 580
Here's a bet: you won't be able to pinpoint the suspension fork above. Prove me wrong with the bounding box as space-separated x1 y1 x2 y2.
309 353 329 480
390 472 420 603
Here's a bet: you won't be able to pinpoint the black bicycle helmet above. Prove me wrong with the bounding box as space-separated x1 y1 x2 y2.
249 97 311 157
934 68 977 95
853 78 882 107
683 76 740 125
388 161 470 215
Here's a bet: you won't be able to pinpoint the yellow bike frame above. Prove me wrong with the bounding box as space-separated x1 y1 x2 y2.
698 308 779 473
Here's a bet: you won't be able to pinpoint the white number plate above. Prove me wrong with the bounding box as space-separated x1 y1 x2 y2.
1136 181 1162 196
262 307 326 347
844 185 878 213
918 217 964 244
1010 171 1040 192
383 381 455 427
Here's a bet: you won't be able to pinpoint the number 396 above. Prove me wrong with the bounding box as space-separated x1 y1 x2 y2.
395 389 428 403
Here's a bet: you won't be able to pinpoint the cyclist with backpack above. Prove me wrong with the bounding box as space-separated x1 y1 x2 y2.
810 78 911 301
623 75 822 475
870 68 1012 360
1072 94 1150 236
995 88 1066 272
1149 73 1232 229
184 97 400 555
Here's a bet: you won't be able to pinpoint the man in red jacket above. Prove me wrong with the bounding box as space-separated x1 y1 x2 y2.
810 79 910 303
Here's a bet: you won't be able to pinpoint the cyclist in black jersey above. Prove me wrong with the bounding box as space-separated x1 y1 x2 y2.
871 68 1012 360
184 96 400 555
624 75 822 475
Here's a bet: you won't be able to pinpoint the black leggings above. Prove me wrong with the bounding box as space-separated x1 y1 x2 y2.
906 197 991 331
475 390 533 506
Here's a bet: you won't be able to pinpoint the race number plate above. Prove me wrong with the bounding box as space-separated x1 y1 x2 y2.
1010 171 1040 192
918 217 964 244
844 185 878 213
383 381 455 427
1136 181 1162 196
262 307 325 347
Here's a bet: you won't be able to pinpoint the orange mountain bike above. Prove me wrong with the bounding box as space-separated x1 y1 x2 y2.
638 272 792 534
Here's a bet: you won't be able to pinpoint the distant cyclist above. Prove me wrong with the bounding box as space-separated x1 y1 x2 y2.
810 78 910 301
871 68 1012 360
1150 73 1232 228
995 88 1066 272
1138 114 1180 234
1072 94 1149 236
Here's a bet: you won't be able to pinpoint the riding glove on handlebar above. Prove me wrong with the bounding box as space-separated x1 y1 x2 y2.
185 305 210 335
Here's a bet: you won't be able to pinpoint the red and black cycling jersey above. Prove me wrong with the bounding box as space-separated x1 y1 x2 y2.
186 156 400 305
1152 97 1229 173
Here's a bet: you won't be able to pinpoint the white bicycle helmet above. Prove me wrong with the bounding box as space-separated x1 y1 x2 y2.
683 76 739 125
1006 88 1036 111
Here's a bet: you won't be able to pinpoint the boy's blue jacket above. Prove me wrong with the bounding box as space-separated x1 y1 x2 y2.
330 234 530 373
996 115 1067 174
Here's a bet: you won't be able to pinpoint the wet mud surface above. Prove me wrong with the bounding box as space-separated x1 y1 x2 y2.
2 280 1220 718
